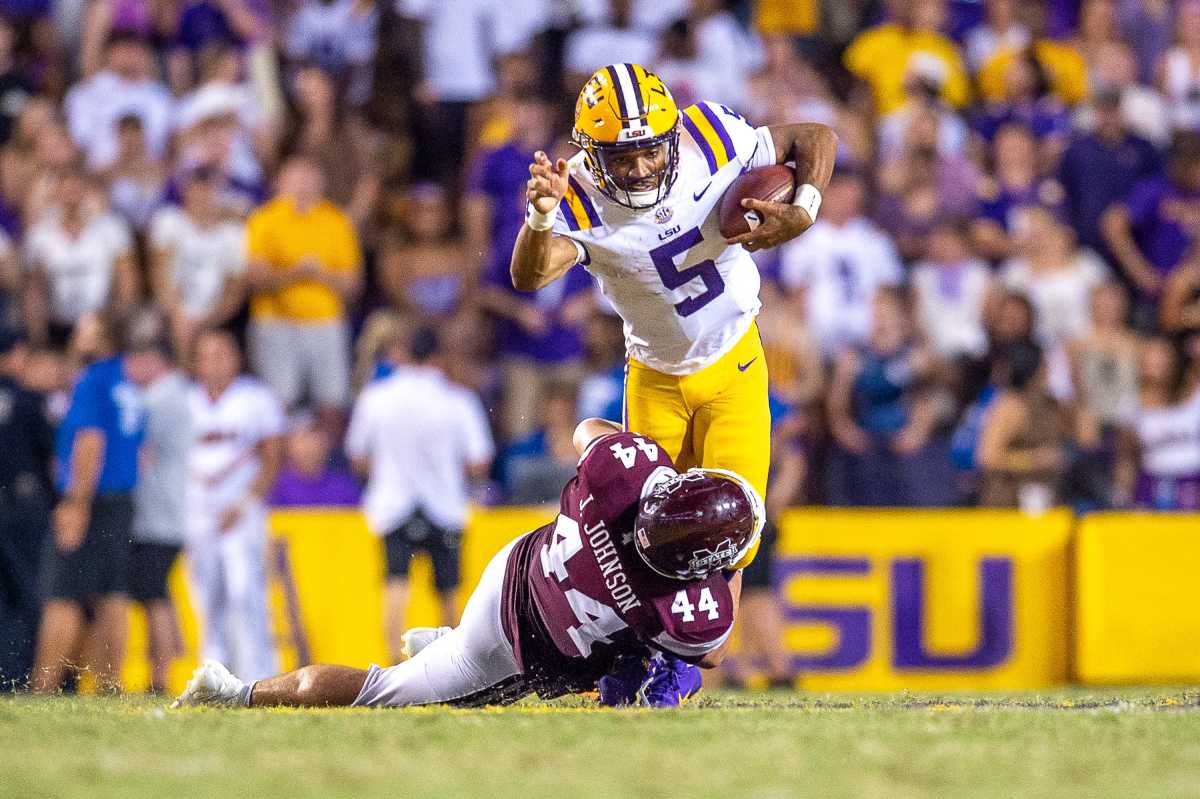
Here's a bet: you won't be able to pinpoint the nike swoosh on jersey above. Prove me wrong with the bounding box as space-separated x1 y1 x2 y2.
737 357 757 372
693 183 711 201
740 141 760 174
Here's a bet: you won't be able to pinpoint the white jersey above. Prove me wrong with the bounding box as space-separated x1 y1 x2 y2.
186 376 285 515
778 217 903 358
1136 387 1200 478
24 211 133 325
910 257 992 359
149 206 246 319
345 365 494 534
547 100 776 375
1000 251 1108 349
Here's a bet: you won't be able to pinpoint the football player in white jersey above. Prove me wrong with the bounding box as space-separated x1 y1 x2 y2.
511 62 836 571
186 329 284 681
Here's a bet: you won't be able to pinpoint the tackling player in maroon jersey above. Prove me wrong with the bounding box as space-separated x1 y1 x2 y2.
173 419 764 709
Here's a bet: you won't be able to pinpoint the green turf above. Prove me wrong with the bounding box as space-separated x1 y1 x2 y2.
4 689 1200 799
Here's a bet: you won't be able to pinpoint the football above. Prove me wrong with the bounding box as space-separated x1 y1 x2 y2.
717 164 797 239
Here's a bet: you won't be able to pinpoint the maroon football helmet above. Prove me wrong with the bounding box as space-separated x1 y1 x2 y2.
634 468 765 580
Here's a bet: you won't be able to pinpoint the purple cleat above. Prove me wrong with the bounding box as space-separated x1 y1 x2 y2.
598 654 652 707
641 653 702 707
598 653 703 708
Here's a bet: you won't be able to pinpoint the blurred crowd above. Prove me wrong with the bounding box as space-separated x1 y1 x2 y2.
0 3 1196 537
0 0 1195 516
0 0 1198 692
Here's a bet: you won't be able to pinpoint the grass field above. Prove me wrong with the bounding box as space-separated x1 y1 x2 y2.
4 689 1200 799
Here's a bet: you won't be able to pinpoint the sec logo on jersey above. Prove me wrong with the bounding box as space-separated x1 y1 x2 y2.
654 206 674 224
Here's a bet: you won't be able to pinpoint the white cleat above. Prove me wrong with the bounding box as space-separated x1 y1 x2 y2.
401 627 452 660
171 659 248 708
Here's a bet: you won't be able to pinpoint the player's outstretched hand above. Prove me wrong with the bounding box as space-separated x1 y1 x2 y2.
527 151 569 215
725 198 814 252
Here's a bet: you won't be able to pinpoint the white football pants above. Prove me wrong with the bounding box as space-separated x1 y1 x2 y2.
353 538 521 707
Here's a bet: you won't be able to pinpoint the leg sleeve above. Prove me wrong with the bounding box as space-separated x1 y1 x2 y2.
353 539 520 707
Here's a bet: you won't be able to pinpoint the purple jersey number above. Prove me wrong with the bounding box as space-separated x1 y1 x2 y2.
650 227 724 317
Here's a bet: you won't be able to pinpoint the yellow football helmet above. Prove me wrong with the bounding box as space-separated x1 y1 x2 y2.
571 63 681 209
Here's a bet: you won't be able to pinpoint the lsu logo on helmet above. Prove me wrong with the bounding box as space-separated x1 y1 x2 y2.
571 63 681 210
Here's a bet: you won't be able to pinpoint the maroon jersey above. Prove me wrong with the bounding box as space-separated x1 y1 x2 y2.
500 432 735 696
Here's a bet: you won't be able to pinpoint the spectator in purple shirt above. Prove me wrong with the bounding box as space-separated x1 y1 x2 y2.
270 413 361 508
468 93 595 440
1058 88 1161 265
972 122 1066 261
972 48 1070 166
1103 132 1200 327
481 257 594 441
462 92 554 287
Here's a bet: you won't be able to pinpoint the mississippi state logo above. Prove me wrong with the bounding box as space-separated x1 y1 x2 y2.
654 206 674 224
687 538 738 574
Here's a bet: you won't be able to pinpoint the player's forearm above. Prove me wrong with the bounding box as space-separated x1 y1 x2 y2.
510 225 569 291
573 418 623 455
770 123 838 193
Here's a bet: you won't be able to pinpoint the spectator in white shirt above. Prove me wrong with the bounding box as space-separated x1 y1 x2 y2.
63 33 173 172
399 0 533 185
23 165 138 349
1000 204 1109 350
570 0 690 35
778 169 904 359
345 326 494 664
655 19 720 109
175 45 276 189
284 0 379 108
148 164 247 357
127 325 190 694
688 0 763 108
563 0 658 89
104 114 168 233
910 217 995 360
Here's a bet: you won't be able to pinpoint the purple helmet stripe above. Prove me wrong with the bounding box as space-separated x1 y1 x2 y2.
605 64 631 128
